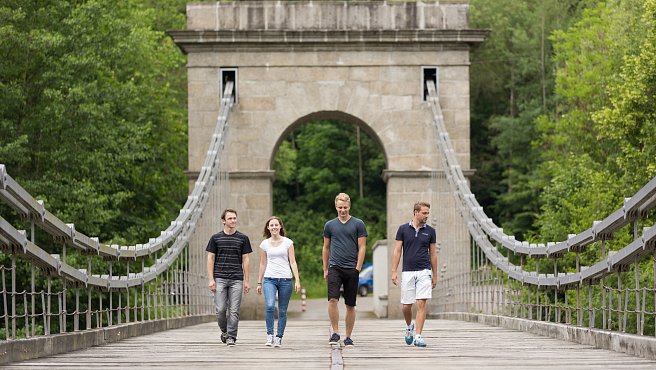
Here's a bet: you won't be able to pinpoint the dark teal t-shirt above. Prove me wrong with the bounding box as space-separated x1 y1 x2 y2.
323 217 367 269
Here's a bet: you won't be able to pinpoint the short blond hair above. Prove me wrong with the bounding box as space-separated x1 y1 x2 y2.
335 192 351 205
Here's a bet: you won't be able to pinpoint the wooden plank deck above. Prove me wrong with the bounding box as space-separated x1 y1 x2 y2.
4 298 656 369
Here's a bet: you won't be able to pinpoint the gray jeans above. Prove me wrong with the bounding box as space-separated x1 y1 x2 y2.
214 278 243 338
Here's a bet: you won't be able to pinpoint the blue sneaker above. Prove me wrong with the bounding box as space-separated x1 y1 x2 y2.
404 323 415 345
414 335 426 347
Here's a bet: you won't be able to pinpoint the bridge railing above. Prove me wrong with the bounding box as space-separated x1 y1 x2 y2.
0 82 234 345
426 81 656 339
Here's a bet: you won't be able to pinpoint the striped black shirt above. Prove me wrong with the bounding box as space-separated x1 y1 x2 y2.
206 230 253 280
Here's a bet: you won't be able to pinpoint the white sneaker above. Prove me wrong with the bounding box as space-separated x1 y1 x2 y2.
265 334 274 346
404 322 415 345
274 336 282 347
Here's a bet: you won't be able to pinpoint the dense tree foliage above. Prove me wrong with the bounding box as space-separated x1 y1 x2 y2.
471 0 656 334
0 0 190 337
469 0 586 239
470 0 654 242
533 0 656 243
0 0 188 244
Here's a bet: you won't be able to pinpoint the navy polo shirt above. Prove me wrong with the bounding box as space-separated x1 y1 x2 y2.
395 222 436 272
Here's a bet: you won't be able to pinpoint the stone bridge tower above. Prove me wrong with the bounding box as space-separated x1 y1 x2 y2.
171 1 485 319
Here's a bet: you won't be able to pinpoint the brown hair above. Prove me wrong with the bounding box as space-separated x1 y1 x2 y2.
262 216 286 238
413 201 430 214
221 208 237 221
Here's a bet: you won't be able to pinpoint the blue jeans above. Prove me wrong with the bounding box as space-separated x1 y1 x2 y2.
263 277 293 337
214 278 243 339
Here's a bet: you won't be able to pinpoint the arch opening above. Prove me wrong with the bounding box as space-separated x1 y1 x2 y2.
270 111 388 295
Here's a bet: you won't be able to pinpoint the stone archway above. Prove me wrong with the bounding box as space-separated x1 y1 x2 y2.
170 1 486 319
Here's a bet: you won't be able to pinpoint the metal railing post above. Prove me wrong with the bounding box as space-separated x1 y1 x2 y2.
11 255 16 339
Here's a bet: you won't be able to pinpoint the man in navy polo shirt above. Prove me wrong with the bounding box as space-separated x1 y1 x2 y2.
391 201 437 347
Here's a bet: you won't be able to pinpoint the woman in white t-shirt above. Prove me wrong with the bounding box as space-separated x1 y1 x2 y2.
256 216 301 347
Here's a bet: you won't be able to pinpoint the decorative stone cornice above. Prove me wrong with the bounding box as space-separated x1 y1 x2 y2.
186 169 476 182
229 170 276 180
185 170 276 182
382 169 475 182
168 29 488 54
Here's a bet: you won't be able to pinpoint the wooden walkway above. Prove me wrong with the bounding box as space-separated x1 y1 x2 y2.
5 317 656 369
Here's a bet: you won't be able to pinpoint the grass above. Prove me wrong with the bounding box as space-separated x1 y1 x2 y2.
292 275 327 300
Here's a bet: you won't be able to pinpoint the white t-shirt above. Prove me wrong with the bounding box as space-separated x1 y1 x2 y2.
260 237 293 279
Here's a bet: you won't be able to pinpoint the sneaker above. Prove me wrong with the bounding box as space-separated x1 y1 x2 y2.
343 337 354 346
404 323 415 345
274 336 282 347
220 332 228 344
329 333 340 345
226 337 236 346
413 335 426 347
265 334 274 346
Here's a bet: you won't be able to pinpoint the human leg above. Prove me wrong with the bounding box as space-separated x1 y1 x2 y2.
226 279 243 339
400 271 419 345
328 298 340 333
413 270 432 347
400 272 417 325
345 304 356 339
263 278 277 336
214 278 229 335
415 299 427 334
342 268 359 339
402 304 414 325
276 279 293 337
327 267 343 335
414 269 433 335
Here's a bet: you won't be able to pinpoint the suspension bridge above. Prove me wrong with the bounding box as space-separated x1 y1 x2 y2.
1 1 656 367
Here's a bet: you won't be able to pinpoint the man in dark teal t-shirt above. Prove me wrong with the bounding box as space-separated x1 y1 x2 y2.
322 192 367 347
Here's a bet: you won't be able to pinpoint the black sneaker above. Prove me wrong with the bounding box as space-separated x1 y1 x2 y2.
343 337 354 346
220 332 227 344
329 333 340 344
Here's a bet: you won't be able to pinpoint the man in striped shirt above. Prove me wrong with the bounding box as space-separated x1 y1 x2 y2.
207 208 253 346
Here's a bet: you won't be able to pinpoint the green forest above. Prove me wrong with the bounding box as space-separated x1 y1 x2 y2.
1 0 655 297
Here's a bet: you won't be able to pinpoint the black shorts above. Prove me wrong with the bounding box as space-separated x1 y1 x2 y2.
327 265 359 307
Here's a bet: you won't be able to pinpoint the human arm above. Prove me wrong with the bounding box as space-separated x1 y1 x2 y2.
257 248 267 295
356 236 366 271
242 253 250 294
430 242 438 289
391 240 402 286
322 236 330 281
288 243 301 293
207 252 216 292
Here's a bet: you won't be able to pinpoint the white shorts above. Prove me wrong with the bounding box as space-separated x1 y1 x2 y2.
400 269 433 304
